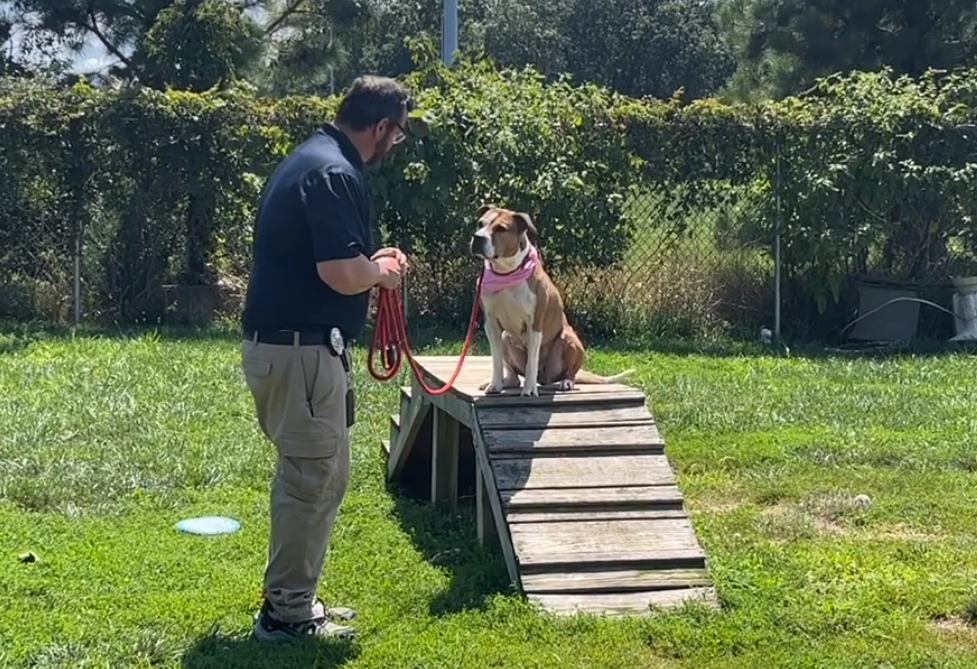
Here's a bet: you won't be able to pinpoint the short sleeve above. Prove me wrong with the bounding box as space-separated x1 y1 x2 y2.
302 170 366 263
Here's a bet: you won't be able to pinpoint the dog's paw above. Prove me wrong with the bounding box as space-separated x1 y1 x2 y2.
520 382 539 397
556 378 575 391
481 378 506 394
502 373 521 389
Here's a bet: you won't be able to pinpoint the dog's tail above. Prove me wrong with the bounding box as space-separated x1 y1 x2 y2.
573 368 637 384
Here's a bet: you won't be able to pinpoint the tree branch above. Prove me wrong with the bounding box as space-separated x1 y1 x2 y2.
84 3 132 69
264 0 309 36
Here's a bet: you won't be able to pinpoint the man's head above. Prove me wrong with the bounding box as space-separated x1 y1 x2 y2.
333 75 415 167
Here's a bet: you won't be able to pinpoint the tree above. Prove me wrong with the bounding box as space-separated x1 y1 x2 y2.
140 0 263 91
3 0 366 92
721 0 977 100
562 0 736 101
478 0 571 76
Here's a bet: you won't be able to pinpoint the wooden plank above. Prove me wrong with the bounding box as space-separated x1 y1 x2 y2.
431 406 461 510
501 485 685 511
521 567 712 594
469 411 523 589
476 463 498 546
388 414 400 448
510 518 705 567
477 405 653 429
483 425 664 453
528 587 719 615
422 378 474 428
472 388 647 406
399 387 412 420
414 355 642 384
385 392 431 482
492 454 676 490
410 356 643 405
413 355 495 372
507 509 688 524
421 382 644 407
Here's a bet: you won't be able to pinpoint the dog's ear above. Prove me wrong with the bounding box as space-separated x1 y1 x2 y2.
475 204 494 219
512 212 538 241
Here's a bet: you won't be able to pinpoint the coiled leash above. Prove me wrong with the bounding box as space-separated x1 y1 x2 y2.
367 272 484 395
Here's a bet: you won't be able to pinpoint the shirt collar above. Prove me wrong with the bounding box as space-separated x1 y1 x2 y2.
321 122 365 170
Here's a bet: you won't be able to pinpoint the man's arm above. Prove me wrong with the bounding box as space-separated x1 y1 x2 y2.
304 170 384 295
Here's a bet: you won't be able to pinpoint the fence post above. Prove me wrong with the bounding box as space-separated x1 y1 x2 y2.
774 141 782 343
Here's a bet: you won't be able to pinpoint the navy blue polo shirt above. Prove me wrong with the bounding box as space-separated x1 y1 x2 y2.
240 124 375 339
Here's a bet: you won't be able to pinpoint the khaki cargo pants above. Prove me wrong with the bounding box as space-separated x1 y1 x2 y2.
240 333 352 624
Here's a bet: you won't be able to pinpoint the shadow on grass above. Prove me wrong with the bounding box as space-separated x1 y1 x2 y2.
587 335 977 361
181 626 359 669
0 320 472 349
4 318 974 361
387 485 514 616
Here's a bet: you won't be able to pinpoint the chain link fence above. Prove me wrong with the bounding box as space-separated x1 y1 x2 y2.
4 152 976 345
0 179 779 342
550 185 777 341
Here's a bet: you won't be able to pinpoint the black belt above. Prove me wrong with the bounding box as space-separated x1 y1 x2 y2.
243 329 341 347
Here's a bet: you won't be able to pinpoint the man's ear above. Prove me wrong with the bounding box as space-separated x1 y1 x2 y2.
512 212 538 241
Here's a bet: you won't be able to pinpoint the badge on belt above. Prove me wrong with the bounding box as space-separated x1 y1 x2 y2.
329 327 345 356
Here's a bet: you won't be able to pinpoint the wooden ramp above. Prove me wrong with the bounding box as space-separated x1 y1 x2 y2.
381 355 716 616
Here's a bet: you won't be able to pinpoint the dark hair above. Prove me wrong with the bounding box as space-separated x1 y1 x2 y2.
335 75 415 131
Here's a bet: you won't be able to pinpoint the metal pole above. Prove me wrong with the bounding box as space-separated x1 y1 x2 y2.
73 228 81 325
327 26 335 94
442 0 458 65
774 144 782 343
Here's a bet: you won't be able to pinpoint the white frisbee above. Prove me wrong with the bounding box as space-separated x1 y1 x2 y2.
174 516 241 536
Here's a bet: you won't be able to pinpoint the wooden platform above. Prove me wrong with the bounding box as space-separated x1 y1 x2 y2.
381 355 716 616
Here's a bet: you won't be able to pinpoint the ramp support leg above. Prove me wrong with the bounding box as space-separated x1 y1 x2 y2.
431 406 460 510
476 464 498 546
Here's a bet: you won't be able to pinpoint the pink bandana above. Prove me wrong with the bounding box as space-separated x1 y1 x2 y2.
480 245 539 294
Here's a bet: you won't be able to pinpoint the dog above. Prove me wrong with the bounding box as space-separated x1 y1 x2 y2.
468 204 636 397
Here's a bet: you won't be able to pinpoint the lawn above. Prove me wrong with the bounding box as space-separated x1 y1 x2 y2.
2 327 977 669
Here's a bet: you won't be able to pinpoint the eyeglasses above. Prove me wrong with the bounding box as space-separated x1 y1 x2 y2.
391 121 410 144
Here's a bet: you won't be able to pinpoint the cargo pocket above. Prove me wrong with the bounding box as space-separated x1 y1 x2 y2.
278 455 338 503
277 348 345 459
242 357 272 384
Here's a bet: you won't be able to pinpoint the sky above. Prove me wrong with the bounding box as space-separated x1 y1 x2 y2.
3 2 267 75
3 1 116 74
70 42 115 74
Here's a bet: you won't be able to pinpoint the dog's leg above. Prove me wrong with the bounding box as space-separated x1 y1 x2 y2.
500 332 524 388
541 337 571 390
558 327 586 390
479 316 507 394
521 326 542 397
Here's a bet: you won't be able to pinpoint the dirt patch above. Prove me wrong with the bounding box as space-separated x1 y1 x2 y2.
930 615 977 636
693 499 745 514
754 503 825 540
870 523 941 543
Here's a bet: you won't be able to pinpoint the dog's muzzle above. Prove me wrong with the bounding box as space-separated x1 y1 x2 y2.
470 234 490 257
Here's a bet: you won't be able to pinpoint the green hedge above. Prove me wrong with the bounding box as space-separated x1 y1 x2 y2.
2 38 977 336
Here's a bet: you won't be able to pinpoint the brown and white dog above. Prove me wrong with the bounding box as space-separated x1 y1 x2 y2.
469 204 635 396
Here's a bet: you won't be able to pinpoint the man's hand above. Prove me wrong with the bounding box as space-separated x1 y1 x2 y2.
371 247 408 268
375 256 404 290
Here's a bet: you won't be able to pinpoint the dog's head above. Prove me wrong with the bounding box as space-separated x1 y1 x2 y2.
469 204 537 260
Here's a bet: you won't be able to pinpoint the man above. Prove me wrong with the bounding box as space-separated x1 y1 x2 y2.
239 75 413 642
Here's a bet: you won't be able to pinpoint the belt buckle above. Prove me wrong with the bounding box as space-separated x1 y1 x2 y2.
329 327 345 356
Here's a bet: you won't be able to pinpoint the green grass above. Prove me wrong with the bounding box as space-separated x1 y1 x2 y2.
2 326 977 669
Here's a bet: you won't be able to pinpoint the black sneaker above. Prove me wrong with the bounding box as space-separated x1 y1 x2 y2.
252 599 356 642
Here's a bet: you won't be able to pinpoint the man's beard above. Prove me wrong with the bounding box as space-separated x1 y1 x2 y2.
366 143 389 168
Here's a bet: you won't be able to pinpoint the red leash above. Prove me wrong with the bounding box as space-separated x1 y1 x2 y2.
366 273 484 395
